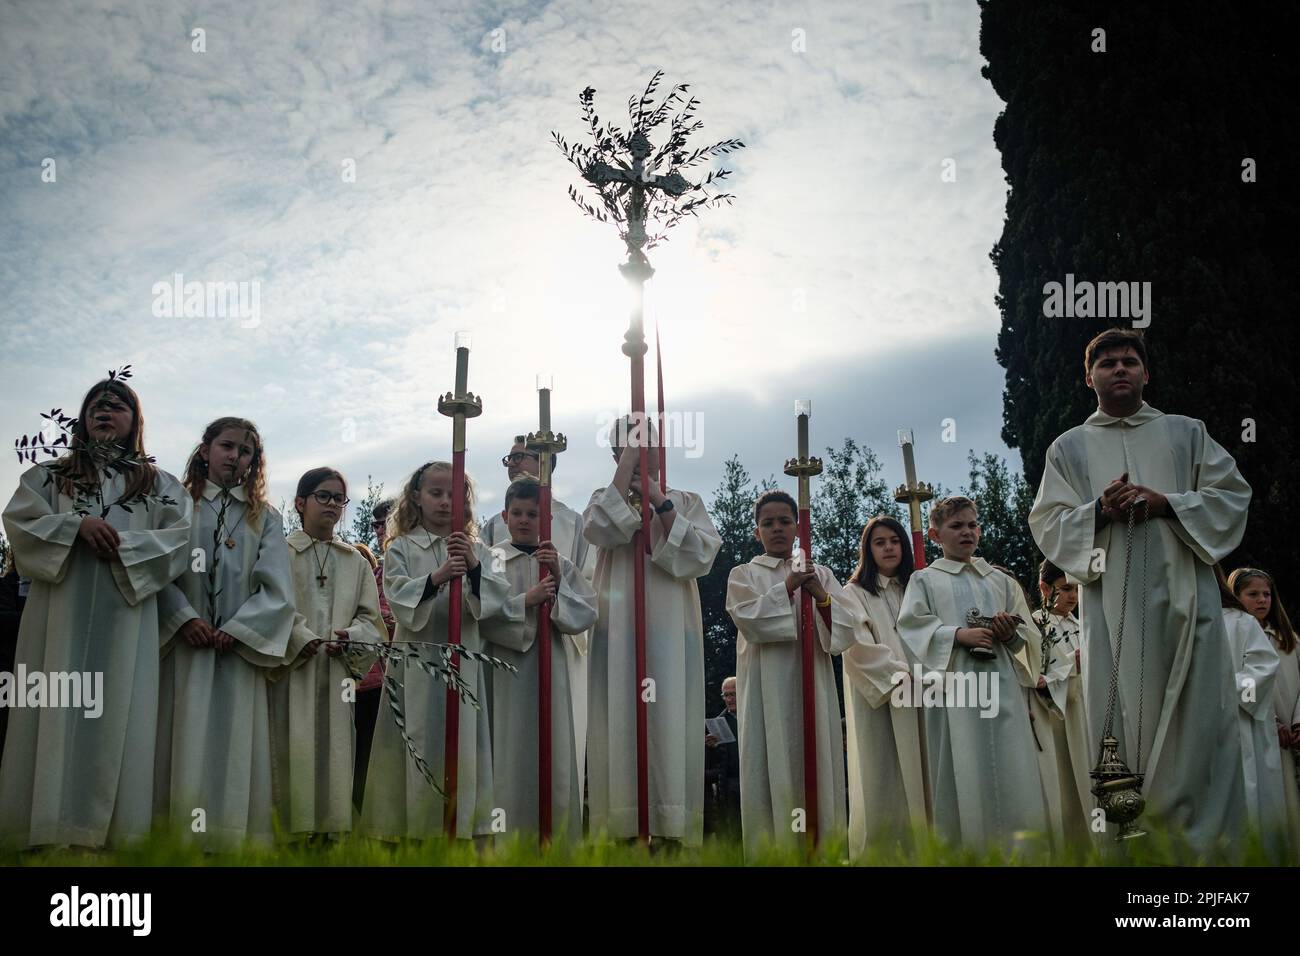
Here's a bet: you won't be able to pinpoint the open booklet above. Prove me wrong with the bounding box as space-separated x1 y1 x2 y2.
705 716 736 744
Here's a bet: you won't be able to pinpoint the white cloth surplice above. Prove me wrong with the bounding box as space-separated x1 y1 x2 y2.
0 464 192 848
1029 403 1250 850
726 555 854 855
1223 608 1287 854
359 531 508 840
156 481 294 847
1031 609 1093 846
897 557 1049 850
583 484 721 845
840 575 930 855
481 498 591 788
479 542 596 841
268 531 384 836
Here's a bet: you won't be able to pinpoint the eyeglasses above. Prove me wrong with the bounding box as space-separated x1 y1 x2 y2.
502 452 540 467
310 491 350 506
721 691 737 698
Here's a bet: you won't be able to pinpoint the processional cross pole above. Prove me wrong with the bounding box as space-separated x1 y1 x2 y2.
557 73 744 843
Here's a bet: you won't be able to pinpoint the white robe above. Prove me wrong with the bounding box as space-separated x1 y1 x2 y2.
583 484 721 844
1031 609 1093 846
840 575 930 855
0 464 192 848
481 499 591 788
1028 403 1250 849
268 531 384 836
1270 631 1300 860
1223 608 1287 854
726 556 854 855
359 531 508 840
156 481 295 847
479 542 597 841
897 557 1049 849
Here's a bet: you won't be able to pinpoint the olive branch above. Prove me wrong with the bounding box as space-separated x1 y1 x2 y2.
12 366 178 520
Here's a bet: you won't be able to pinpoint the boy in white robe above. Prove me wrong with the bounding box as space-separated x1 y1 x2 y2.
897 496 1049 851
359 461 509 841
0 380 192 848
726 490 856 856
156 418 294 848
584 415 721 845
1030 561 1092 848
269 468 384 838
840 516 930 856
1029 328 1250 850
480 436 592 779
480 477 597 841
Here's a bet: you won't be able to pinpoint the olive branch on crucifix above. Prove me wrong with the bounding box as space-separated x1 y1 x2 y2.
552 69 745 259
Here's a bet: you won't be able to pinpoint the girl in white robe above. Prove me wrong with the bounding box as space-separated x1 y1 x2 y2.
269 467 384 838
897 497 1048 852
0 379 192 849
726 490 856 856
840 516 930 856
156 417 294 848
359 462 508 841
1031 561 1093 849
479 477 597 842
1229 566 1300 859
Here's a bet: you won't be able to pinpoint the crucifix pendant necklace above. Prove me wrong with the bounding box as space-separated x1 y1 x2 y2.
310 539 330 587
205 495 246 549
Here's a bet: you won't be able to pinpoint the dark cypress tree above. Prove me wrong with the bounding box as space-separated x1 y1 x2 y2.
981 0 1299 588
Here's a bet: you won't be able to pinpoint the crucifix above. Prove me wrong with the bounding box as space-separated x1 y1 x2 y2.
558 72 743 843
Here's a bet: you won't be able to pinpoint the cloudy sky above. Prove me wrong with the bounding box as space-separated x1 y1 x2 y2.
0 0 1035 530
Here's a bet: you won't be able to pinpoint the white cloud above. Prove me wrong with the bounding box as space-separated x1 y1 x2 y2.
0 0 1020 531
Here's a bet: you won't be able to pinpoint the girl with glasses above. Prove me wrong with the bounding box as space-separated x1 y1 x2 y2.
268 467 386 839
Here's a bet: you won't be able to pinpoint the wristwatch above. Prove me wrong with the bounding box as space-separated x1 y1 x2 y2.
654 498 675 514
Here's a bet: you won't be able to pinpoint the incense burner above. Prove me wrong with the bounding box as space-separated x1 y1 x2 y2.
1090 735 1146 840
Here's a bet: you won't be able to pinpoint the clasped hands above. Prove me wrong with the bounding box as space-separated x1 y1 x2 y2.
1099 471 1168 525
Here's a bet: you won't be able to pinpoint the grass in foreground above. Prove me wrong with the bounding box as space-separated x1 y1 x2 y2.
2 821 1288 867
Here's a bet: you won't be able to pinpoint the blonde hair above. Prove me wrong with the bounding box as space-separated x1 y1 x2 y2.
929 495 978 529
352 541 379 571
181 417 270 524
388 461 478 544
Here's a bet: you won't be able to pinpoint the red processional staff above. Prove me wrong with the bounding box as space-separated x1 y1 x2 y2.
783 399 823 848
893 429 934 570
436 330 482 837
565 74 745 843
526 375 566 843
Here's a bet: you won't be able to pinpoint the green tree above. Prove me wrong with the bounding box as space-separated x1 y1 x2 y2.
349 477 386 551
698 455 776 709
961 451 1039 591
810 438 901 584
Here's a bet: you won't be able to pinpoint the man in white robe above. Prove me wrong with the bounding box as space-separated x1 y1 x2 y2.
584 421 721 844
1029 329 1250 851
